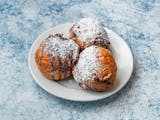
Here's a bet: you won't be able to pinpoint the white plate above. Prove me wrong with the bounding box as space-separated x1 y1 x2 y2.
28 23 134 102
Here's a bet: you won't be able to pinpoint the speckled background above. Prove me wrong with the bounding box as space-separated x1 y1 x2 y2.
0 0 160 120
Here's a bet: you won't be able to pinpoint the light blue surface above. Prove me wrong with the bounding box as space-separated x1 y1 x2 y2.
0 0 160 119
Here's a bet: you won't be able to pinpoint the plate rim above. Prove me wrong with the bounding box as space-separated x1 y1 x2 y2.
28 22 134 102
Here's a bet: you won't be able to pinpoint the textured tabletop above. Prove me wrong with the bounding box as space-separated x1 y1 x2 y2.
0 0 160 120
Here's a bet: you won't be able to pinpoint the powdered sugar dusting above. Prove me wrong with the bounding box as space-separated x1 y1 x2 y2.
72 18 108 42
43 34 79 61
73 46 99 82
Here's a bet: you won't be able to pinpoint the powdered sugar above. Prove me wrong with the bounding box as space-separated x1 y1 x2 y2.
72 18 108 42
73 46 99 82
43 34 79 61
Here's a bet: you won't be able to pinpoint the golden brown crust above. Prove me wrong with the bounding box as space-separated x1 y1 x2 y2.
73 46 117 92
90 47 117 91
69 24 110 51
35 45 53 80
84 80 113 92
35 45 75 80
35 34 80 81
96 47 117 84
69 31 85 50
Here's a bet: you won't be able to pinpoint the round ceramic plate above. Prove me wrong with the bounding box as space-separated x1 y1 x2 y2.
28 23 133 102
